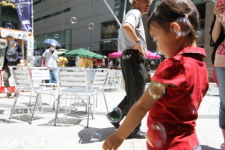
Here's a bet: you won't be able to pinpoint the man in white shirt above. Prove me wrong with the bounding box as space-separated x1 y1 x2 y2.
41 43 58 83
106 0 151 139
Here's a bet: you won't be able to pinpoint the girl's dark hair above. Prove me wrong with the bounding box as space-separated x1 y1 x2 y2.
148 0 200 46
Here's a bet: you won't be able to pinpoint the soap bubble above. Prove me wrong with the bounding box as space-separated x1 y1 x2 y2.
90 131 101 142
33 40 37 49
106 107 123 123
197 132 208 147
54 34 59 39
18 52 23 59
173 17 190 36
0 39 7 49
88 23 94 30
146 122 167 148
189 102 199 116
190 130 208 149
20 27 27 31
195 31 202 38
70 17 77 24
5 22 13 29
6 50 18 61
8 41 19 51
32 9 35 14
208 104 219 116
148 82 165 99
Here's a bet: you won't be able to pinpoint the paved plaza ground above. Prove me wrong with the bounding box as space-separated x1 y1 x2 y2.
0 83 223 150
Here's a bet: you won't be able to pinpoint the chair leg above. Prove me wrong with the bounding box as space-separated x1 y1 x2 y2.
87 96 90 128
38 94 44 114
102 90 109 113
92 94 96 118
95 91 98 108
114 79 116 92
29 93 39 124
51 91 55 108
68 96 73 114
9 93 19 120
54 94 61 126
28 91 32 105
65 99 67 118
53 90 56 107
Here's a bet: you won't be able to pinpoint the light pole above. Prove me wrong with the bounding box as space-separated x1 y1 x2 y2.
89 0 94 51
123 0 127 18
102 0 121 26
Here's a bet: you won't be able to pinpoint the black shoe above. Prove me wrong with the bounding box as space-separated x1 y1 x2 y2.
126 130 146 139
106 110 122 129
110 122 120 129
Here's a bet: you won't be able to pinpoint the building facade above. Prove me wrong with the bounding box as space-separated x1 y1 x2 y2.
32 0 214 80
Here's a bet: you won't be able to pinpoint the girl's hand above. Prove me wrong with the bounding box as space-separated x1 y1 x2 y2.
102 132 124 150
214 3 225 19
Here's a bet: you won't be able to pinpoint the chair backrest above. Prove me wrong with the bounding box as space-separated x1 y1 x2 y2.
106 69 116 84
115 70 122 77
28 67 50 86
57 67 88 91
8 66 32 91
86 68 96 82
93 69 109 88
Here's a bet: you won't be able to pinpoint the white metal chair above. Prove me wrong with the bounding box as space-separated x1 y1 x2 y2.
54 67 95 127
115 70 123 91
106 69 123 91
106 69 117 90
90 68 109 116
28 67 56 107
8 66 53 124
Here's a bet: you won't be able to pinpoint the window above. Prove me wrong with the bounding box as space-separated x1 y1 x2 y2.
0 5 19 28
34 8 71 22
100 39 118 51
34 29 71 51
114 0 132 21
101 21 120 39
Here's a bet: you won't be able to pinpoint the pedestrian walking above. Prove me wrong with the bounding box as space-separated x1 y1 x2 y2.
209 1 225 149
106 0 151 139
40 43 58 83
2 35 22 98
57 53 68 67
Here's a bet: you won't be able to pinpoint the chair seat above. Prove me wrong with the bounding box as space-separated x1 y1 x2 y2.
59 87 94 94
40 83 57 86
33 86 53 93
17 86 32 91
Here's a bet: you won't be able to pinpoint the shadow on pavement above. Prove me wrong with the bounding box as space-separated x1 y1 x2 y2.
78 127 116 144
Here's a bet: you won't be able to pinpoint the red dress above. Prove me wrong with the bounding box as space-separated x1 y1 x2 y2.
147 47 209 150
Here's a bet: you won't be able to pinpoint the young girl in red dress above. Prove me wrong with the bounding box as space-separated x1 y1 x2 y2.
102 0 209 149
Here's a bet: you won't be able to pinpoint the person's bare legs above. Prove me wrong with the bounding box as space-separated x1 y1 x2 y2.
215 67 225 149
6 87 10 91
222 129 225 141
221 130 225 150
5 87 12 97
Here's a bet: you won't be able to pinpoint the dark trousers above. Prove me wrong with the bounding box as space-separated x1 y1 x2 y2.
117 49 147 132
